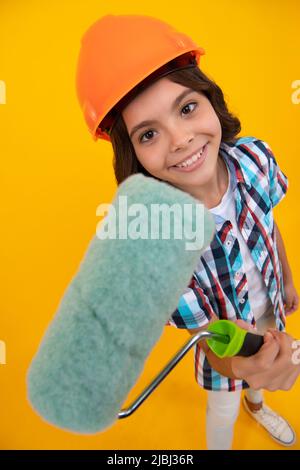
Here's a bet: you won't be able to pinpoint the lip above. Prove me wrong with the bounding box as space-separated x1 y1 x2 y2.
170 143 208 173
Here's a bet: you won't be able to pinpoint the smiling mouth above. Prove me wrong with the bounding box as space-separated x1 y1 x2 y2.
171 144 207 168
170 143 208 171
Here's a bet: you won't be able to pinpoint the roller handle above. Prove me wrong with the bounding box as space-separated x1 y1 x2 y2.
118 327 265 418
206 320 266 358
237 332 264 357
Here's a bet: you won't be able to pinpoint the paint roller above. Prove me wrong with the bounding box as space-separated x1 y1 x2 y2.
27 173 264 434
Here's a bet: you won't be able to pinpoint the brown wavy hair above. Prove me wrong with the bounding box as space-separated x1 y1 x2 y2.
106 66 241 185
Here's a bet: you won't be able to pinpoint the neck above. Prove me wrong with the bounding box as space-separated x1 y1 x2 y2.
189 155 229 208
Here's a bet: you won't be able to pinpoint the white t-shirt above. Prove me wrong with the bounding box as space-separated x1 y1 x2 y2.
209 161 272 321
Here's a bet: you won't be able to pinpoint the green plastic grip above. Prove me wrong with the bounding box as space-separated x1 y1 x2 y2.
207 320 264 358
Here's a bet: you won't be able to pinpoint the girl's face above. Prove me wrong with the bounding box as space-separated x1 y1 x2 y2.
122 77 223 200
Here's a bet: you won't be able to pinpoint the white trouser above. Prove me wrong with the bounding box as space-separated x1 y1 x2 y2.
205 305 275 450
206 388 263 449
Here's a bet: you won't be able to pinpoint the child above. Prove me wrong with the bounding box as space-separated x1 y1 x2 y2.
76 14 299 449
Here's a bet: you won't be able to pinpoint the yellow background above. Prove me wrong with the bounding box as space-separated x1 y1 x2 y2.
0 0 299 450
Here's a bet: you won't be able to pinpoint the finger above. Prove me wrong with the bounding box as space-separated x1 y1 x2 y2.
247 332 280 372
235 319 256 332
235 336 280 384
286 303 297 315
232 333 280 380
267 330 293 358
265 328 279 339
256 331 280 362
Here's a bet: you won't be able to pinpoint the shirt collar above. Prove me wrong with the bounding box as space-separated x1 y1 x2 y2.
219 141 252 190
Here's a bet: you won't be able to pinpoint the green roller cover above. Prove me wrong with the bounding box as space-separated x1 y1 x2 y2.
27 173 215 434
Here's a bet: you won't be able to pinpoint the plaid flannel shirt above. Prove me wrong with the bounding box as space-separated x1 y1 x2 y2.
166 136 288 391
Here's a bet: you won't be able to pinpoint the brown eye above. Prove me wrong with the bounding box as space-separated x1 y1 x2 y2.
138 102 197 144
139 129 156 143
181 102 197 115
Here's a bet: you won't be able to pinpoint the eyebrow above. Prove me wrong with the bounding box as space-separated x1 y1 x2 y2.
129 88 196 140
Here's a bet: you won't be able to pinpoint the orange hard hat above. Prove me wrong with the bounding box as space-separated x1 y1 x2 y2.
75 15 205 142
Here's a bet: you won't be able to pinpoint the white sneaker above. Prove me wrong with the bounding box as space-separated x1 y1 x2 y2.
243 396 296 447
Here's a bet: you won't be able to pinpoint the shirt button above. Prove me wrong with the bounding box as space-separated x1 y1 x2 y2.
240 298 245 304
226 240 232 247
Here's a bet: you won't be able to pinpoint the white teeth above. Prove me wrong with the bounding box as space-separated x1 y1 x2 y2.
175 146 205 168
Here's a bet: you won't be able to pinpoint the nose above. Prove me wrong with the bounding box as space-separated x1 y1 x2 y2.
169 126 194 153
